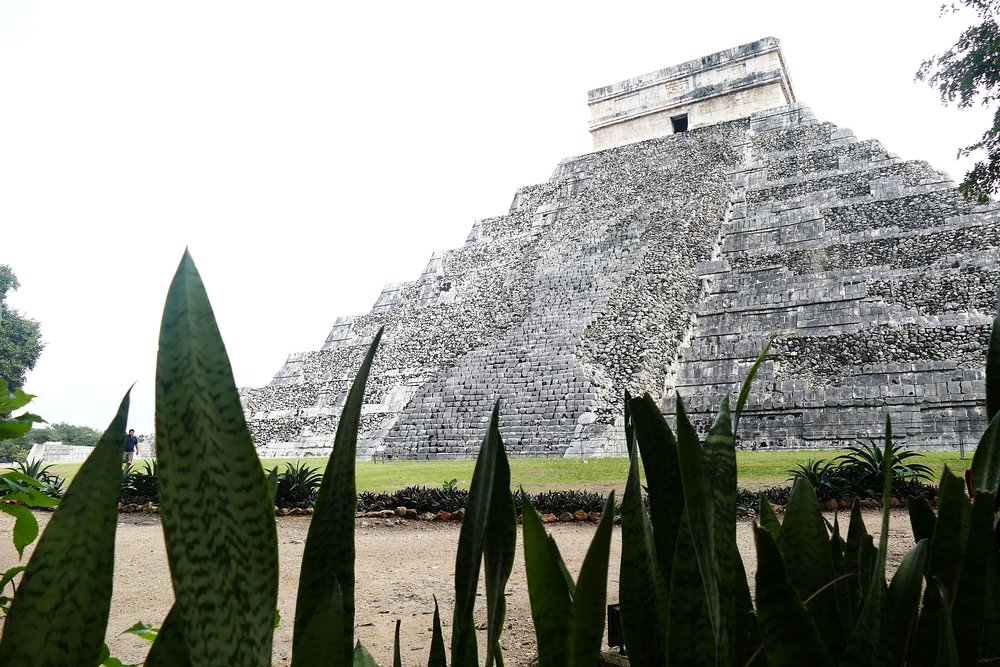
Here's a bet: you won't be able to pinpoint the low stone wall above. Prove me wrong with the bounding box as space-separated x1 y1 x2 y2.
25 442 153 464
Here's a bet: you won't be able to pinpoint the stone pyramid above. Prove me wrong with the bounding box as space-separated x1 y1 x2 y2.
240 38 996 458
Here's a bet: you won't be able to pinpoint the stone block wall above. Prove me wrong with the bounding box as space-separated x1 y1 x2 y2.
241 101 997 457
667 103 997 448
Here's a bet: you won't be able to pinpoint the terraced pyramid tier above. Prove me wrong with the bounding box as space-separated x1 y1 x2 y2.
240 103 996 458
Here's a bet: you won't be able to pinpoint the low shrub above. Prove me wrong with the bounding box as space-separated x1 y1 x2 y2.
266 461 322 508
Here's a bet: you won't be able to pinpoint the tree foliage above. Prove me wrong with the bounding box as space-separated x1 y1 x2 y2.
918 0 1000 202
0 266 43 391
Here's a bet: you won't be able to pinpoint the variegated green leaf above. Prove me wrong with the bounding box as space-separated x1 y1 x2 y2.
953 491 995 667
0 393 129 665
353 641 379 667
293 328 383 667
667 510 714 667
521 490 571 667
933 579 960 667
154 252 278 665
428 597 446 667
778 478 844 659
704 396 736 664
619 427 668 665
483 418 516 667
393 619 402 667
758 496 781 541
753 524 833 667
971 412 1000 500
674 395 720 646
567 492 616 667
145 605 191 667
628 393 683 595
888 539 929 667
908 495 937 542
451 402 506 667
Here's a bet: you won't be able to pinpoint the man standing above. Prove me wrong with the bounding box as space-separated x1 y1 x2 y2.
124 429 140 469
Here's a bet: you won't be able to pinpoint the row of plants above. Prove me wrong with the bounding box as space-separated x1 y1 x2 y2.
787 439 935 501
2 252 1000 666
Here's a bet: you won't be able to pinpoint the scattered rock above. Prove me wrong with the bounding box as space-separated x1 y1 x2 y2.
558 512 574 522
452 508 464 521
540 513 557 524
419 512 436 521
396 507 408 517
405 508 418 519
588 512 602 522
574 510 589 521
822 499 838 512
435 511 452 522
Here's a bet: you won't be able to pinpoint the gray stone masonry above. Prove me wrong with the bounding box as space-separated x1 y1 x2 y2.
240 102 997 457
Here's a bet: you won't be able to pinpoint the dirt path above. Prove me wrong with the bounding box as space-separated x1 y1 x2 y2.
0 511 915 666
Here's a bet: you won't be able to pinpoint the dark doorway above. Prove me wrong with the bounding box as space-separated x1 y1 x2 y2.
671 114 689 133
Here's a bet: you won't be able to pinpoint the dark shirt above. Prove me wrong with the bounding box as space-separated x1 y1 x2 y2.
124 435 138 452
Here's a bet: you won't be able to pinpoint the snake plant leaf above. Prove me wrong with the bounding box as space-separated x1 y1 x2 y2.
667 510 715 667
704 396 737 664
145 605 192 667
981 540 1000 661
778 478 845 659
483 419 516 667
155 252 278 666
627 392 683 594
933 579 960 667
912 468 971 663
908 496 937 542
971 412 1000 500
753 524 834 667
734 336 773 435
521 490 571 667
619 427 668 665
623 389 634 457
393 620 402 667
733 554 760 666
0 392 129 666
839 417 895 667
888 539 929 667
843 501 868 607
758 496 781 541
0 504 37 559
293 327 383 667
451 401 507 667
428 596 446 667
353 641 379 667
674 395 721 647
986 285 1000 422
567 492 616 667
953 491 995 667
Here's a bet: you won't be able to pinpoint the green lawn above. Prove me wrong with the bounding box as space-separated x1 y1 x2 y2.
12 448 975 496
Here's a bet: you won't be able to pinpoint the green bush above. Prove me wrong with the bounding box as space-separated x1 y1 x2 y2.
787 441 935 502
2 252 1000 666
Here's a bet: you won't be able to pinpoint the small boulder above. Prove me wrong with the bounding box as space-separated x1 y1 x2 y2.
540 513 557 524
395 507 408 517
419 512 437 521
435 511 452 522
588 512 602 522
405 508 418 519
452 508 464 521
822 499 838 512
574 510 589 521
558 512 574 522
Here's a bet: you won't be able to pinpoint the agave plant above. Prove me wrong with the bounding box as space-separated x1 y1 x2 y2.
834 439 933 498
787 458 844 500
269 461 323 509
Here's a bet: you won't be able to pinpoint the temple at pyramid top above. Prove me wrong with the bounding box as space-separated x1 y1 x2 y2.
587 37 796 150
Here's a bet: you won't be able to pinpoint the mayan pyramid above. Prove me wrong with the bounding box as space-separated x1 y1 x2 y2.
240 37 996 459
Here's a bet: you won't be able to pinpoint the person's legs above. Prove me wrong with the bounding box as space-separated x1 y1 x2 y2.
123 451 134 468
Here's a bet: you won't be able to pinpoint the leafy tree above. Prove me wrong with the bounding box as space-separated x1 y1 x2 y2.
918 0 1000 202
9 422 102 449
0 265 43 391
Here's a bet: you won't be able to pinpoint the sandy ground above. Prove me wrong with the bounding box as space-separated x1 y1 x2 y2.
0 510 916 666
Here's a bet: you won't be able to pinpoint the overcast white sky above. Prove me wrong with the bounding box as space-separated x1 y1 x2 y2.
0 0 991 434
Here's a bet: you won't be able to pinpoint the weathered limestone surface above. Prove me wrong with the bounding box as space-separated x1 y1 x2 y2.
241 101 996 457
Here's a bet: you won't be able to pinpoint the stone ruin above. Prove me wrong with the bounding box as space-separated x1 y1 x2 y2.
240 37 996 459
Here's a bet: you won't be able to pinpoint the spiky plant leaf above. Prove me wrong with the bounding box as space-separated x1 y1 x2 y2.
145 605 191 667
758 496 781 541
0 393 129 665
667 510 714 667
971 412 1000 500
753 524 833 667
451 402 510 667
628 393 683 594
888 539 929 667
521 490 571 666
778 478 845 659
428 597 446 667
953 491 995 667
909 495 937 542
704 396 737 664
674 395 720 649
293 328 382 666
153 252 278 665
912 468 971 663
483 419 516 667
353 641 379 667
986 285 1000 422
618 427 668 665
734 336 773 434
566 492 616 667
393 620 402 667
933 579 960 667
